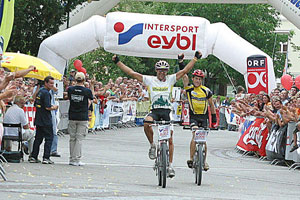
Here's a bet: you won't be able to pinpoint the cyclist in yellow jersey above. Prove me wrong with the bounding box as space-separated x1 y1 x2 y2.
179 55 217 171
112 51 202 178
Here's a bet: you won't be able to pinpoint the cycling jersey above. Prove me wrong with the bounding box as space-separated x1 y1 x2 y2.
184 84 212 115
143 74 176 110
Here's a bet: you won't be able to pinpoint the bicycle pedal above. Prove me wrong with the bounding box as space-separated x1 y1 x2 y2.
153 163 157 171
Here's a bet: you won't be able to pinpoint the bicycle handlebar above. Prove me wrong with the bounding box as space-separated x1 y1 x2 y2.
191 127 210 131
144 120 174 125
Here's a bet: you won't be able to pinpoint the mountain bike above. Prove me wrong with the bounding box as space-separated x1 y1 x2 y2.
145 120 172 188
193 127 208 186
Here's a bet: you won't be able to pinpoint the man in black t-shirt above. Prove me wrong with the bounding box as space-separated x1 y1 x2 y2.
30 76 58 164
67 72 93 166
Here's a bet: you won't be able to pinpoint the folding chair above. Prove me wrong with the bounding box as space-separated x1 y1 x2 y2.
1 123 23 163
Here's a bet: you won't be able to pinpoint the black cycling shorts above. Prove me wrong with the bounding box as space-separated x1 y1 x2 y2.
189 113 208 129
146 109 171 121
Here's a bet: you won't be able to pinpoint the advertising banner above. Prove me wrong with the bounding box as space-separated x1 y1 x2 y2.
104 12 208 59
136 101 150 118
135 101 150 126
122 101 136 122
57 100 69 130
239 116 255 136
172 87 181 102
88 104 96 129
0 124 3 149
236 118 269 156
182 102 190 125
171 102 181 122
247 55 268 94
266 124 287 160
23 104 36 131
285 122 300 162
102 101 112 128
225 108 240 126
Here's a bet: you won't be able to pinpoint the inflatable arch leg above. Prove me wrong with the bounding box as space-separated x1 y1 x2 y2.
38 15 106 75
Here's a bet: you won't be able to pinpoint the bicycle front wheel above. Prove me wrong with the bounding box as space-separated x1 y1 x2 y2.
196 144 203 186
157 148 162 186
161 142 168 188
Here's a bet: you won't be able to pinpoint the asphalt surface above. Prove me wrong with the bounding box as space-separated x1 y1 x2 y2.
0 126 300 200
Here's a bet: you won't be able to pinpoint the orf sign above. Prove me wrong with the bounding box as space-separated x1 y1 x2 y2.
104 12 208 59
247 55 268 94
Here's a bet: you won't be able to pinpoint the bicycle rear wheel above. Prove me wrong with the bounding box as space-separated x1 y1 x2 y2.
196 144 203 186
161 142 168 188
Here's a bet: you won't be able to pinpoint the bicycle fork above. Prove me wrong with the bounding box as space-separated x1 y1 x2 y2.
193 143 204 172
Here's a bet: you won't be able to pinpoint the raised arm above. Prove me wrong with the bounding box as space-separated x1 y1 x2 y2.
0 85 17 100
208 97 216 115
0 65 36 91
15 65 36 78
112 55 143 82
182 74 189 88
178 54 190 88
176 51 202 81
208 95 217 128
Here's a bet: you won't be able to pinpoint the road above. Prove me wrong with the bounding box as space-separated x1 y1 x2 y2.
0 126 300 199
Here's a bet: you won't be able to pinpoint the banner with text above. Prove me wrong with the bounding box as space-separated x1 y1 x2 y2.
122 101 137 122
285 122 300 162
181 102 190 125
104 12 208 59
265 124 287 160
236 118 269 156
247 55 268 94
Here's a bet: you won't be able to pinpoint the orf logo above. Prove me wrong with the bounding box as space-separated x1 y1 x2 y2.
114 22 144 45
247 55 268 94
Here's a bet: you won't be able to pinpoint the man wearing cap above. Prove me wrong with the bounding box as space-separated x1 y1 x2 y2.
181 61 217 171
69 69 76 82
67 72 93 166
112 51 202 178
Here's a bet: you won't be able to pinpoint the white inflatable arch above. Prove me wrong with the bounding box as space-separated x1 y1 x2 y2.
38 12 276 92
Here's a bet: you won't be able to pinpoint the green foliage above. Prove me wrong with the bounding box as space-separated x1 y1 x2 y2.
8 0 289 87
110 2 288 89
7 0 86 56
69 48 149 84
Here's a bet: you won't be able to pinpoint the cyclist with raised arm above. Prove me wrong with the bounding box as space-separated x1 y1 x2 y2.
112 52 202 178
179 55 217 171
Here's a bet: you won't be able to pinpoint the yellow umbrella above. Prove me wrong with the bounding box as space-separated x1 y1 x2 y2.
1 52 62 80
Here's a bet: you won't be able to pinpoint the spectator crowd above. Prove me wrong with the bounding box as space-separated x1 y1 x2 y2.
1 59 300 164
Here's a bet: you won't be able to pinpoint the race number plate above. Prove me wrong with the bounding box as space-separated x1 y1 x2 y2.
194 129 207 143
158 125 171 141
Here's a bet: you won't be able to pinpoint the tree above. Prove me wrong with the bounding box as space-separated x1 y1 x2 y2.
9 1 287 89
7 0 86 56
69 48 149 83
110 1 288 92
165 3 288 88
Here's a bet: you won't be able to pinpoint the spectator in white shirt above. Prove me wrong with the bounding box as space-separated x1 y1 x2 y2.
3 96 35 155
